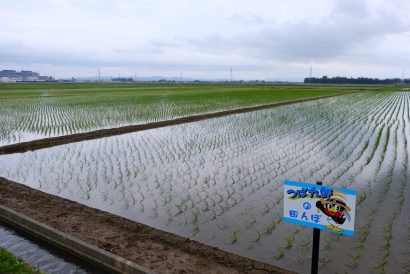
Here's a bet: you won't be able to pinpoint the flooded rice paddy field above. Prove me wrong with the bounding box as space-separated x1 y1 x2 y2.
0 91 409 273
0 84 356 146
0 94 242 146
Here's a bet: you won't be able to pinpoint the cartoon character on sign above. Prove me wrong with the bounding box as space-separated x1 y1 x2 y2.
316 190 351 232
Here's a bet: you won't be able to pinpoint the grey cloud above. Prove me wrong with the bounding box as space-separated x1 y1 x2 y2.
333 0 369 17
178 1 408 63
253 13 406 61
228 13 274 26
0 39 266 72
1 0 409 79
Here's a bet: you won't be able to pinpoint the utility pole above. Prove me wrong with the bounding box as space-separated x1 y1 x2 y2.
98 67 101 82
309 65 313 78
230 67 233 82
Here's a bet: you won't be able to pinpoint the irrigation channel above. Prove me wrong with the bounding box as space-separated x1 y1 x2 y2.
0 222 107 273
0 91 409 273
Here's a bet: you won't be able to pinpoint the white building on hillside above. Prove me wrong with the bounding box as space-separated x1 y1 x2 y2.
0 77 15 83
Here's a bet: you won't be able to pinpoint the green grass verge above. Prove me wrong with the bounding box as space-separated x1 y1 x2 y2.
0 247 43 274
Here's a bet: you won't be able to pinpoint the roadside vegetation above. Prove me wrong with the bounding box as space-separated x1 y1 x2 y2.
0 248 43 274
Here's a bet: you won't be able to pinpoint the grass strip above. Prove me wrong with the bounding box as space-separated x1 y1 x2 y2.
0 247 43 274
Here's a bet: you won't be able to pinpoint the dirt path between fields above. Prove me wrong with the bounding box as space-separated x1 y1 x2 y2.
0 92 357 155
0 177 294 274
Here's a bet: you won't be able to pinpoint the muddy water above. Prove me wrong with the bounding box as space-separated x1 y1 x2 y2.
0 92 409 273
0 222 107 274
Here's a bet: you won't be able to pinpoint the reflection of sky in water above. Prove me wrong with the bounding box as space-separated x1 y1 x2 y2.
0 92 409 273
0 95 251 146
0 131 46 146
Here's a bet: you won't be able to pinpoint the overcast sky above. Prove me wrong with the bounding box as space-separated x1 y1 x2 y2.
1 0 409 80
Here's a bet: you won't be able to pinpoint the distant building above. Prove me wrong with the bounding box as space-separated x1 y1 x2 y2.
0 76 14 83
0 69 54 82
20 70 40 79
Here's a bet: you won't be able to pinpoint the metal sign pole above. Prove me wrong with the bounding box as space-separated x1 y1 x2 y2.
311 181 322 274
284 179 357 273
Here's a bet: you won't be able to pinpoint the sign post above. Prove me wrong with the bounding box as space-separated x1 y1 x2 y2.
283 179 357 274
311 182 322 274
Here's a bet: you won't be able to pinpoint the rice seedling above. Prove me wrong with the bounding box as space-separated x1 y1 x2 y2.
0 90 408 274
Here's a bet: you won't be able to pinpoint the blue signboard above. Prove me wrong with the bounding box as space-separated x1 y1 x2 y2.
283 180 357 236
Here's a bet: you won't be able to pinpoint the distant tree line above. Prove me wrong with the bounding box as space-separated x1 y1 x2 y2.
304 76 410 84
111 77 135 82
